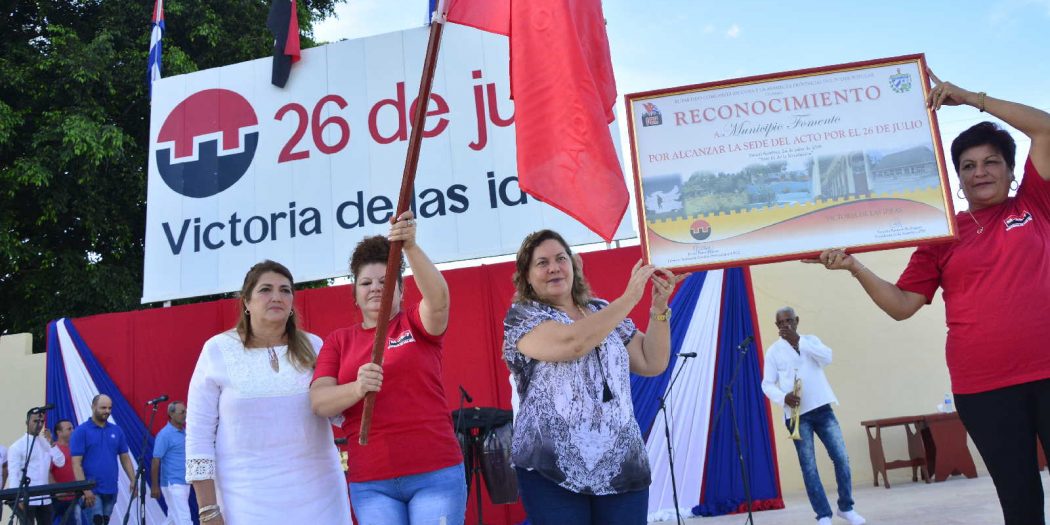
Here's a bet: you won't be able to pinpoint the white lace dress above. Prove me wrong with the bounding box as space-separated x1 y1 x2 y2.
185 331 351 524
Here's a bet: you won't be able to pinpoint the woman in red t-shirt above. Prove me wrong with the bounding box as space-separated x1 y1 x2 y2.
811 72 1050 525
310 211 466 525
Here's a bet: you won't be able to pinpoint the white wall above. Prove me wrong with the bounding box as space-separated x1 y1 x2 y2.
0 334 47 456
750 247 985 495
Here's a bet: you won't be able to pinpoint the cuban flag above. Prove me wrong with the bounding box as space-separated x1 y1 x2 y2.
147 0 164 98
631 268 785 520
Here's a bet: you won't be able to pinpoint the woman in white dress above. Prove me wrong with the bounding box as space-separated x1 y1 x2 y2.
185 260 351 525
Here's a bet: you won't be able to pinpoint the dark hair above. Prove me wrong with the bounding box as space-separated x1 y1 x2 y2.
512 230 592 307
55 419 74 433
950 121 1016 172
235 260 315 372
349 236 405 286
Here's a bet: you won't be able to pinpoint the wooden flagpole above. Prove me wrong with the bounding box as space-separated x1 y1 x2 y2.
358 3 448 445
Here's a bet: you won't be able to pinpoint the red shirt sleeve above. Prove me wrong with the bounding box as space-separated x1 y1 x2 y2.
406 302 444 344
1017 156 1050 214
895 244 944 304
312 331 343 382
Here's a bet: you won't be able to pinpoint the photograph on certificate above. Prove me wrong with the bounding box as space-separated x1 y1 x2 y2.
626 54 958 272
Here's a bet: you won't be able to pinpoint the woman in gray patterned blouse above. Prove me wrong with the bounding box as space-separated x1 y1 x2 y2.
503 229 680 525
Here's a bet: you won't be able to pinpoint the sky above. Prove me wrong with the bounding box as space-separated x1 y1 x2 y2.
314 0 1050 216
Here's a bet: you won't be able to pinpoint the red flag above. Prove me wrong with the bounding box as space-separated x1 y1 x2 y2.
267 0 301 87
446 0 509 36
447 0 627 241
286 0 301 62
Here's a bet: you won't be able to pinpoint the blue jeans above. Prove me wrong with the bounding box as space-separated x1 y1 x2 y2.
349 463 467 525
80 493 116 525
53 499 81 525
515 467 648 525
788 404 854 521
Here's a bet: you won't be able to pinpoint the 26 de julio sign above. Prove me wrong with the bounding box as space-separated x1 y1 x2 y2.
144 25 631 303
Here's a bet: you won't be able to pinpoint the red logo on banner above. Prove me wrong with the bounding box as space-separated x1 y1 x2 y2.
155 89 259 198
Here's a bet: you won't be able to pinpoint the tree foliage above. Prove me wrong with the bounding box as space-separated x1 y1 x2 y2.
0 0 344 347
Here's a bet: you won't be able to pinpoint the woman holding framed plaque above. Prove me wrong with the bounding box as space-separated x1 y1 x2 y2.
811 71 1050 525
502 229 679 525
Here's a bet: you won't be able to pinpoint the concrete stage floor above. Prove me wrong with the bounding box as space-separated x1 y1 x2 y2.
662 472 1050 524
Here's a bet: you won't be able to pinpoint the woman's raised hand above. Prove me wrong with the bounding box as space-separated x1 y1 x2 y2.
619 260 658 309
801 248 856 272
389 211 417 249
622 260 657 307
650 268 685 312
927 68 974 111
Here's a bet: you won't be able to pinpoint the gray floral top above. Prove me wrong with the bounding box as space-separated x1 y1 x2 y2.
503 299 651 495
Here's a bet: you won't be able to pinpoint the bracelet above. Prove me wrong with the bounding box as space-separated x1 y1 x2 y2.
651 307 671 322
200 510 222 522
199 505 221 522
977 91 987 112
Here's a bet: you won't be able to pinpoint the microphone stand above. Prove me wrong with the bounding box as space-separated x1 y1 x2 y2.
657 354 693 525
455 389 485 525
8 421 43 525
122 403 160 525
712 339 756 525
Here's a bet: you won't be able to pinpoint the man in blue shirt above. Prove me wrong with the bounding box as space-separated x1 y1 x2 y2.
71 394 136 525
150 401 190 525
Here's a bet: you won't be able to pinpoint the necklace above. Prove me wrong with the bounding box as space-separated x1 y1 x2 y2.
966 209 984 234
267 346 280 373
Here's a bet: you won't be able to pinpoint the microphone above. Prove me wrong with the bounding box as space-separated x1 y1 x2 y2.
146 395 169 405
458 386 473 403
678 352 697 358
736 335 754 350
29 404 54 415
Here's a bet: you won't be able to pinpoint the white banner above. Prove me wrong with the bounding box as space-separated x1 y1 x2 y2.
144 25 632 303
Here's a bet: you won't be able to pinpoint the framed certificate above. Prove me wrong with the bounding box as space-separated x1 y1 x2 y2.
625 54 958 272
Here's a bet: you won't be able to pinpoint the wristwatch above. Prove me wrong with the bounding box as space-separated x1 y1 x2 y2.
652 307 671 322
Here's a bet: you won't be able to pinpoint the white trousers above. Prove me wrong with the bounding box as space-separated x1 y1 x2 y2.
160 484 193 525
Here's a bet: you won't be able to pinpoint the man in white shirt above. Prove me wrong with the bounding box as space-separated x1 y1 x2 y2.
5 409 66 525
761 307 865 525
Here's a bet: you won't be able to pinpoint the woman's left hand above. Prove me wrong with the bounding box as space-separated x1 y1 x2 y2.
650 268 686 311
927 69 975 111
388 211 417 249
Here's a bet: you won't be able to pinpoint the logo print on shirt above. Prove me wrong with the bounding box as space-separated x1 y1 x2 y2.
388 330 415 349
1004 210 1033 231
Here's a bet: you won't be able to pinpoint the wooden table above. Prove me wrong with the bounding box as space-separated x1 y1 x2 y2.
920 412 978 482
860 412 980 488
860 415 930 488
